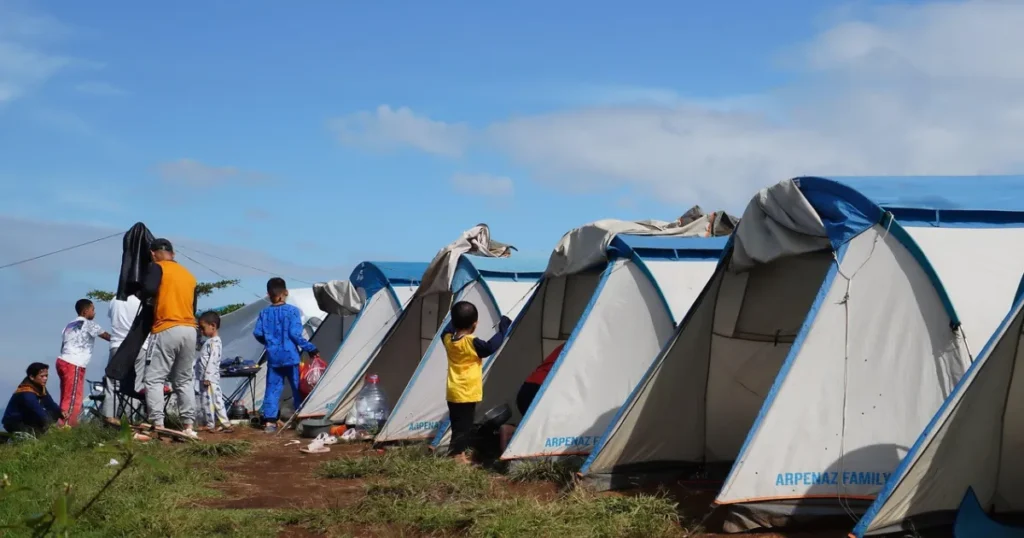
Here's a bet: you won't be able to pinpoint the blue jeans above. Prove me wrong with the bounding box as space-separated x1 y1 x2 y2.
261 365 300 423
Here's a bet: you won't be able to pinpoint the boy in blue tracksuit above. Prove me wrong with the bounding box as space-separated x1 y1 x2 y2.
253 278 319 433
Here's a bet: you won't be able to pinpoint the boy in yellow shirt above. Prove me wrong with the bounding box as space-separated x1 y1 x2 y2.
441 301 511 464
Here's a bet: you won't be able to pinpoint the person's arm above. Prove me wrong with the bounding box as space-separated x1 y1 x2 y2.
142 262 163 299
42 392 64 421
253 311 267 345
17 393 55 425
86 320 111 342
471 316 513 358
287 307 318 355
440 320 455 338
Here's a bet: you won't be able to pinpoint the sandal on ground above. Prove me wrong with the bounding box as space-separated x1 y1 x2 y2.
300 438 330 454
314 432 339 445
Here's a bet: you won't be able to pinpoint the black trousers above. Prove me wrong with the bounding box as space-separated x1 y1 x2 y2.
447 401 476 456
516 382 541 416
2 419 49 437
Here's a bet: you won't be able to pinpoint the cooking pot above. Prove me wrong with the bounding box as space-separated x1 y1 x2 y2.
477 404 512 430
228 403 248 420
300 418 334 438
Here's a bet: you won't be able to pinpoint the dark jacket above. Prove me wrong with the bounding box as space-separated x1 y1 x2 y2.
2 378 62 431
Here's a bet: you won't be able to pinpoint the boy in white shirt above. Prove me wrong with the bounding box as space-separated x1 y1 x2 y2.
108 291 151 393
58 299 111 426
194 311 232 433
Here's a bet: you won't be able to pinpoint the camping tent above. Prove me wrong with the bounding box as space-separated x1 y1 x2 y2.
295 262 426 419
373 256 544 444
580 177 977 531
322 259 538 426
431 213 734 456
851 275 1024 536
828 175 1024 349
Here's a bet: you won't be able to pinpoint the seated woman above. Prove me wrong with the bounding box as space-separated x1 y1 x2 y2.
499 342 565 452
3 363 64 436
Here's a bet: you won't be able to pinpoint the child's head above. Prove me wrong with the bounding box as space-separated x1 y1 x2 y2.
267 277 288 303
450 301 478 333
75 298 95 320
198 310 221 338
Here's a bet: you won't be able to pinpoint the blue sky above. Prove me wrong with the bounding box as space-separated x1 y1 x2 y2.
2 0 1023 395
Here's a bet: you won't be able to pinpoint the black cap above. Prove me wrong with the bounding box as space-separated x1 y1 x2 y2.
150 238 174 252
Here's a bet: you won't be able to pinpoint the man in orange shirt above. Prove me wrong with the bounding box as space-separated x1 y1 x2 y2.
141 238 199 437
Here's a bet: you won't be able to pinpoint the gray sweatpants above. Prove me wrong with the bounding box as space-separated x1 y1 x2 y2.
145 325 197 427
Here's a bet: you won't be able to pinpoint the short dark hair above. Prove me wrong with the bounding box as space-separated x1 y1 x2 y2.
150 238 174 252
75 298 93 315
26 362 49 377
450 301 478 330
199 310 221 329
267 277 287 298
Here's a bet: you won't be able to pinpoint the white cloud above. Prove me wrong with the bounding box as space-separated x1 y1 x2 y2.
0 3 80 104
155 158 272 185
75 81 127 96
332 1 1024 208
450 173 514 197
329 105 470 157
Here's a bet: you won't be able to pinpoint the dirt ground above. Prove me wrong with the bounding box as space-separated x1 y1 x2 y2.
202 428 848 538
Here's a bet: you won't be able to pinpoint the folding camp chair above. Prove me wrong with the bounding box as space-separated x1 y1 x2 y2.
82 379 108 422
110 370 173 424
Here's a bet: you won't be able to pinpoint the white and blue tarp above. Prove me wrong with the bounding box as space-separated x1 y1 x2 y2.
373 256 544 443
295 262 427 419
579 176 1004 531
431 210 735 456
851 271 1024 537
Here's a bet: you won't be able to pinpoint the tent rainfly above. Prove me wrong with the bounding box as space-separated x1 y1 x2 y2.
826 175 1024 348
431 210 735 457
580 177 977 531
295 262 427 419
323 226 528 426
851 275 1024 537
373 256 544 444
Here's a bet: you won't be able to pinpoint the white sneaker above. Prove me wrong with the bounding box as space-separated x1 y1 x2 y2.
182 428 200 440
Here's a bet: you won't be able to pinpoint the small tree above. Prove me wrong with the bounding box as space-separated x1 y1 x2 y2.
86 279 244 314
85 290 114 302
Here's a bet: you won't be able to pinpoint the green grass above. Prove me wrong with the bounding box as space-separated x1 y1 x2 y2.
0 425 279 537
506 458 583 489
0 427 691 537
182 440 253 458
312 448 689 537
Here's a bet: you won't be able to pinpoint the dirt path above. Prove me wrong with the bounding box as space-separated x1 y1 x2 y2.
203 429 846 538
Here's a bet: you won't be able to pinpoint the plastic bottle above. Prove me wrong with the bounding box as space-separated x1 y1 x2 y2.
353 374 389 432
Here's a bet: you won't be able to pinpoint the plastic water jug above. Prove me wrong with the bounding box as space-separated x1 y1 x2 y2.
352 374 389 431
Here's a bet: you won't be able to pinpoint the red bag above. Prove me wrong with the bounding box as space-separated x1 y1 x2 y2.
299 354 327 397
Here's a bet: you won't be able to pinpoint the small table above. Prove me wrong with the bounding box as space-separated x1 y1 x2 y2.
222 366 262 415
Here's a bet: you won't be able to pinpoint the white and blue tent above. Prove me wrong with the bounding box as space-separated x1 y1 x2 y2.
295 262 427 419
431 213 734 456
580 177 996 531
373 256 544 443
851 275 1024 537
